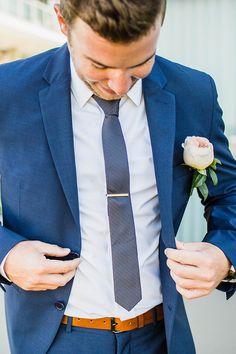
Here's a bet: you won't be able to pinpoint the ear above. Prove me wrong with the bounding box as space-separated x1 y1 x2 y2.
54 4 68 36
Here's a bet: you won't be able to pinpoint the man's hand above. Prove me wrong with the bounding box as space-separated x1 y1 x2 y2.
165 240 230 299
4 240 80 291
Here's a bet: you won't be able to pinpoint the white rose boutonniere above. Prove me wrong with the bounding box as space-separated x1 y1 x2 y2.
182 136 221 201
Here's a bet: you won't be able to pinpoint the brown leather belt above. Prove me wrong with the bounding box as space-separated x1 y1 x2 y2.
62 304 163 333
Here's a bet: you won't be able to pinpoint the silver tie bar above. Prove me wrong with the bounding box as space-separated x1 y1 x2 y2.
107 193 129 198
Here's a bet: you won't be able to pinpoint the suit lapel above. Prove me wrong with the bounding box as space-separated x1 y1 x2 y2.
143 60 179 343
143 61 176 248
39 45 80 231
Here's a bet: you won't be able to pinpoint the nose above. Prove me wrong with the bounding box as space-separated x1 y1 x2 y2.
107 72 132 96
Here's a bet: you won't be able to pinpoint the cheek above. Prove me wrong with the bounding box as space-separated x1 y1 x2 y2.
70 52 106 82
78 65 108 82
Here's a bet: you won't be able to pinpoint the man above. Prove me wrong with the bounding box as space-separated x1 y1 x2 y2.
0 1 236 353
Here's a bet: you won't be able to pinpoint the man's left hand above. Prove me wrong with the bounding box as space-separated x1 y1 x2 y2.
165 240 230 299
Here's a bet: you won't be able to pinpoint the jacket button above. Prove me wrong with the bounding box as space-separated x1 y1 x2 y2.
55 302 65 311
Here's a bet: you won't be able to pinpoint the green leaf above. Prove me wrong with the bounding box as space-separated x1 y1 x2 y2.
197 169 207 176
198 183 209 201
210 158 222 170
209 168 218 186
210 163 217 170
214 158 222 165
190 172 197 195
193 173 207 188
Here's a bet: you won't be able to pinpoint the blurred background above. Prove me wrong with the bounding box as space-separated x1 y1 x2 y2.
0 0 236 353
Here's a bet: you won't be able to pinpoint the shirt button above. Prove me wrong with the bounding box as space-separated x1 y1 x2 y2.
55 302 65 311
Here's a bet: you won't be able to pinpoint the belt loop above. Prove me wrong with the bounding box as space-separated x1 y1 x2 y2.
138 314 144 328
152 307 158 325
66 316 73 333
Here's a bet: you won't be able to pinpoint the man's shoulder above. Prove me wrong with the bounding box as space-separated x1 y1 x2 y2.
157 56 209 78
0 46 60 87
156 55 212 85
154 55 215 97
0 47 58 70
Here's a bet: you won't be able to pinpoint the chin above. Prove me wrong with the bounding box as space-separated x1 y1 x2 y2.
97 93 123 101
92 87 123 101
84 80 124 100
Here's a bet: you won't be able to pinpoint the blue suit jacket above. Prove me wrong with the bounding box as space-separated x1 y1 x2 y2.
0 44 236 354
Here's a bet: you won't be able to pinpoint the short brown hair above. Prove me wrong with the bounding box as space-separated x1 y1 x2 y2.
59 0 167 43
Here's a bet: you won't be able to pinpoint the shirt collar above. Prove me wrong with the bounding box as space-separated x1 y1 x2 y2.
70 58 93 108
70 57 143 108
126 79 142 106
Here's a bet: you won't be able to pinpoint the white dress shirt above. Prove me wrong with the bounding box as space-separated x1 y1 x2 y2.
64 60 162 320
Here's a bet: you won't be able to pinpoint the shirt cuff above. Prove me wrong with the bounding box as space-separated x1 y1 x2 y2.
0 251 12 282
222 264 236 283
222 278 236 283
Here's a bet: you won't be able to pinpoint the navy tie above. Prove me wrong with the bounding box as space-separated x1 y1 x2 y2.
93 95 142 311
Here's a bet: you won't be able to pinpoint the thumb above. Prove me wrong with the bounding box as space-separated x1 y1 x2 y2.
175 239 186 250
35 241 70 257
176 239 202 251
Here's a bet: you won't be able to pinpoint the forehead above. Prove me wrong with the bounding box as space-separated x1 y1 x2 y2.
69 18 162 68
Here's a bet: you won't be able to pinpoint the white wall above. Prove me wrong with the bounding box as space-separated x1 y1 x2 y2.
158 1 236 353
158 0 236 130
0 291 9 353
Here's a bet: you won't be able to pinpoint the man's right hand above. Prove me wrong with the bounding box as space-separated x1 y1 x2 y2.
4 240 80 291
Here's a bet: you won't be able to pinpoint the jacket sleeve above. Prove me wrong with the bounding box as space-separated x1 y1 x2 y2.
201 76 236 298
0 225 27 286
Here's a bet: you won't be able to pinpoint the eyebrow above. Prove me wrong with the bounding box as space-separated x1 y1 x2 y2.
85 52 156 69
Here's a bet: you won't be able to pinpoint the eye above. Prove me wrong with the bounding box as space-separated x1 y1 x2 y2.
92 63 106 70
142 57 155 66
131 56 155 70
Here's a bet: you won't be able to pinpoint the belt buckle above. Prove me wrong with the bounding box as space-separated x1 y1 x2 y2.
111 318 121 333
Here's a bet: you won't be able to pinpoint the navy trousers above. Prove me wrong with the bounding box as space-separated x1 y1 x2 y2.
47 318 167 354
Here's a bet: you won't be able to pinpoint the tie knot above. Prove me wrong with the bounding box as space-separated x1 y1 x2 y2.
93 95 120 117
